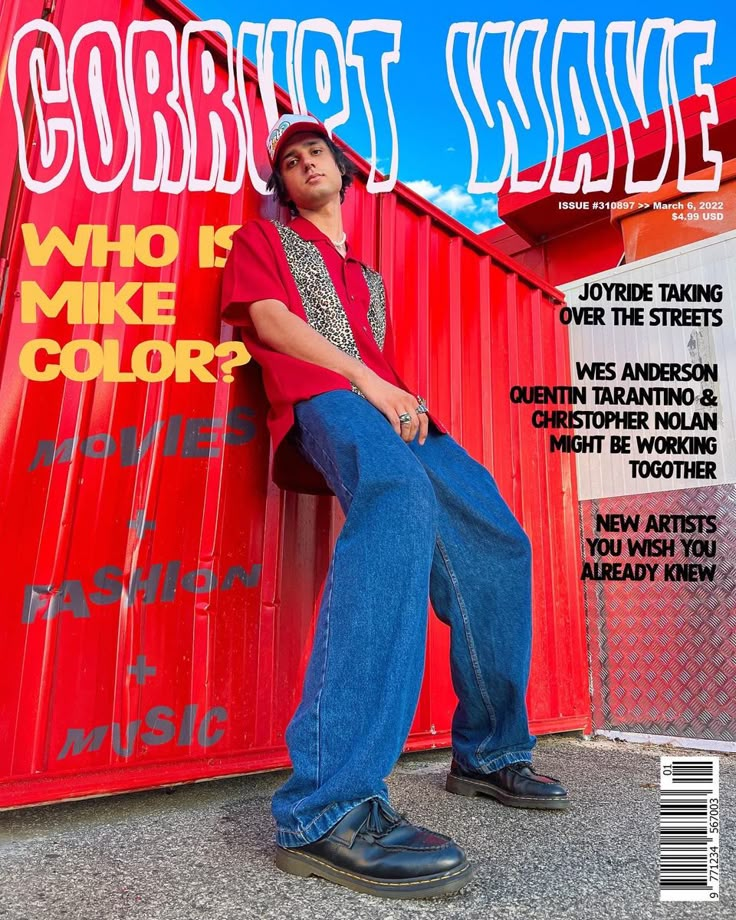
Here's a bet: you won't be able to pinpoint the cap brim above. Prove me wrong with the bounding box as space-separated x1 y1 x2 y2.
270 123 330 167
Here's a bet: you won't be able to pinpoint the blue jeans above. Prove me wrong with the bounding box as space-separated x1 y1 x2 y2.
272 391 535 847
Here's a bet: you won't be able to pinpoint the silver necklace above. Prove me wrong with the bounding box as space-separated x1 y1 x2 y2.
332 231 347 250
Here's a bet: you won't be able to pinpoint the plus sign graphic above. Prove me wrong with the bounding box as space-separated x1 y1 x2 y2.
128 655 157 686
129 510 156 538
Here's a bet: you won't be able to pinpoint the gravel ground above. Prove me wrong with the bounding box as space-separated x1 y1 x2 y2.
0 734 731 920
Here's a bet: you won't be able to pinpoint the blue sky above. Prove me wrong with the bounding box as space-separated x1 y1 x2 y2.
190 1 735 231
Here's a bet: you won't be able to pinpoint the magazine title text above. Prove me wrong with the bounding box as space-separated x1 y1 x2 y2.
8 17 721 196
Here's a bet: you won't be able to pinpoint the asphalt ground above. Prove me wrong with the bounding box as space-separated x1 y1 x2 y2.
0 735 732 920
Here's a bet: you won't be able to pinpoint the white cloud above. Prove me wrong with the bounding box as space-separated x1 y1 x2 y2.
435 186 475 214
405 180 474 215
404 179 442 200
478 197 498 214
404 178 502 233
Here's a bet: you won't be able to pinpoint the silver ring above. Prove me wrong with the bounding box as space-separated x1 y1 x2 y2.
415 405 428 415
398 412 412 425
416 395 427 408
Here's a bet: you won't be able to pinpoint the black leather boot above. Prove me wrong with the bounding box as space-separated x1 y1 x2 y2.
446 759 570 810
275 797 474 898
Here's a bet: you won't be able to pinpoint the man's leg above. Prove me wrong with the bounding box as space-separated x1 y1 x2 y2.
409 428 537 773
409 428 568 808
271 393 473 899
272 390 439 846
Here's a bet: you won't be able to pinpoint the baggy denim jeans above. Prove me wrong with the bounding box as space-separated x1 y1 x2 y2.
272 391 536 847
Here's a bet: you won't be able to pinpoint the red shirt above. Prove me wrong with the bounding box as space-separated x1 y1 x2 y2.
221 216 444 493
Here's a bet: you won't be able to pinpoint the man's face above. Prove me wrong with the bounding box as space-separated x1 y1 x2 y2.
278 133 343 210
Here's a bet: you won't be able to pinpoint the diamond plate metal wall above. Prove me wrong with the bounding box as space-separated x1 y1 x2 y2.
581 485 736 742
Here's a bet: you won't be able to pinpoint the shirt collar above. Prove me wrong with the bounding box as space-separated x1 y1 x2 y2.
289 215 357 260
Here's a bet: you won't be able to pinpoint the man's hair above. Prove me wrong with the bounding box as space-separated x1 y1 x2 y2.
267 136 356 215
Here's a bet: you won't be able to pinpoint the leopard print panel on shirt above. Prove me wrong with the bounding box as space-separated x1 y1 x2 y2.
273 221 387 395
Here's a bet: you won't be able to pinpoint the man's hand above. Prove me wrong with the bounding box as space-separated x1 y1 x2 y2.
354 368 429 445
248 298 429 444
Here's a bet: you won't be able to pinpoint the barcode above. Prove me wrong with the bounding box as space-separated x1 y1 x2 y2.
660 756 719 902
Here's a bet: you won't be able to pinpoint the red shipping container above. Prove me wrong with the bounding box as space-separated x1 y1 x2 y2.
0 0 590 809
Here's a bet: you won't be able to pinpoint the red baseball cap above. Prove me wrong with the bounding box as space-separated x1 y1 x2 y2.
266 114 330 167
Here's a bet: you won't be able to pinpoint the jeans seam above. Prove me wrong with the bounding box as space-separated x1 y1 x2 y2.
297 427 355 503
435 533 498 761
287 540 335 833
285 421 355 833
284 444 342 834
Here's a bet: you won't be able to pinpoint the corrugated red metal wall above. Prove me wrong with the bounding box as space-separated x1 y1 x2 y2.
0 0 590 809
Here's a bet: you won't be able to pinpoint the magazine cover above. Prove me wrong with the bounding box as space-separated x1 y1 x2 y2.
0 0 732 915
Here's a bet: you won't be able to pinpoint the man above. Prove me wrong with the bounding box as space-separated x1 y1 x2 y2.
221 113 568 900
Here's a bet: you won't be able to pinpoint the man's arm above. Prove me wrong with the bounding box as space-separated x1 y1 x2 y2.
250 298 428 444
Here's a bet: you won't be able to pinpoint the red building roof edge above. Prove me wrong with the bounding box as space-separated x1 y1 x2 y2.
487 76 736 244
